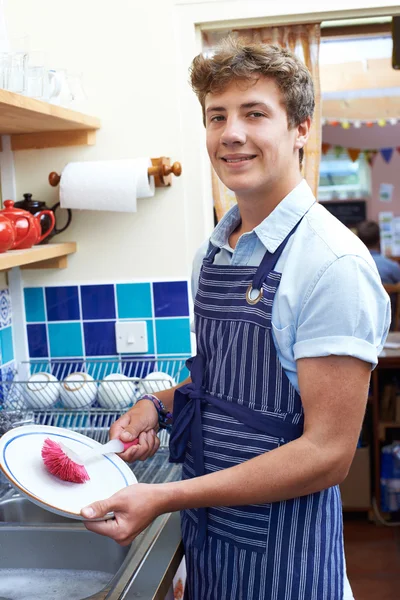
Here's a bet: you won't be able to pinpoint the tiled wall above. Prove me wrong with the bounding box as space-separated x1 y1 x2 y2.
24 281 193 363
0 289 14 370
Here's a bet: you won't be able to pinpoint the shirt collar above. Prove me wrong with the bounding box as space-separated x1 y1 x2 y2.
210 179 316 253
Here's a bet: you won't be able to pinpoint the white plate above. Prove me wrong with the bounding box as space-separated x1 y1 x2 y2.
0 424 137 520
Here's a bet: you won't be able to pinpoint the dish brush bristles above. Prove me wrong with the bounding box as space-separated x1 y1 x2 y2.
41 437 90 484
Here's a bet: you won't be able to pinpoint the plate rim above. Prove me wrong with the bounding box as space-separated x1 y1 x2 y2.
0 424 137 520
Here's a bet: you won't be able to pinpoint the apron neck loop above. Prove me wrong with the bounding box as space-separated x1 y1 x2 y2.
204 242 220 264
252 217 304 290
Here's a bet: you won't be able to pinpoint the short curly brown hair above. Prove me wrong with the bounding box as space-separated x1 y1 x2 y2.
190 36 315 165
356 221 380 249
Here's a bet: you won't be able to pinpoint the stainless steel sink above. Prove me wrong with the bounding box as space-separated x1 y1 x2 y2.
0 496 72 524
0 525 129 573
0 514 131 600
0 450 183 599
0 513 181 600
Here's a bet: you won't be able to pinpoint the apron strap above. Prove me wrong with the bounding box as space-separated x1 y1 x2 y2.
204 242 220 264
251 217 305 291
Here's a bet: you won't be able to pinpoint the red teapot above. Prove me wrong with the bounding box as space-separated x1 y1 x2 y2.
1 200 55 249
0 215 27 253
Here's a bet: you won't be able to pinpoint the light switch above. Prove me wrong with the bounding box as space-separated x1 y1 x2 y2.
115 321 148 354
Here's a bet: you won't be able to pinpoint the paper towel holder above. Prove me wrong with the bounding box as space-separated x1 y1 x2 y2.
48 157 182 189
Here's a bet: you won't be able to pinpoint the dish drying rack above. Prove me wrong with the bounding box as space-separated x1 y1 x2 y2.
0 358 188 447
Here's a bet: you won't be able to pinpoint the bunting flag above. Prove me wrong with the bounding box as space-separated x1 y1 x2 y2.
321 145 400 166
380 148 394 164
365 150 378 166
321 143 331 155
334 145 344 158
347 148 361 162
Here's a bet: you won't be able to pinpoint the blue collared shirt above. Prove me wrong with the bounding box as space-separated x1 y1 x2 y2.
191 180 391 393
370 250 400 284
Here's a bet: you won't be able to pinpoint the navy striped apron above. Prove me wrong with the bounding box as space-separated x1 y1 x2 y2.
170 222 344 600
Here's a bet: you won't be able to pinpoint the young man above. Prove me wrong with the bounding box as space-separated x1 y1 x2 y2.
357 220 400 284
82 38 390 600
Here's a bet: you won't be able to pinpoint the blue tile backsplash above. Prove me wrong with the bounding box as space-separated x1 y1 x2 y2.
23 281 192 363
48 322 84 357
0 289 14 369
0 281 193 404
45 286 80 321
0 281 193 388
24 288 46 323
116 283 152 319
0 325 14 365
81 284 116 320
83 321 117 356
27 323 48 358
155 318 192 354
153 281 190 318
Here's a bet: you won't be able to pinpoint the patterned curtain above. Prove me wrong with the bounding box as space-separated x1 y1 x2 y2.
202 24 322 221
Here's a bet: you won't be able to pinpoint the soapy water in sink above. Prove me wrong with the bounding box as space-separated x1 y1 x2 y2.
0 568 113 600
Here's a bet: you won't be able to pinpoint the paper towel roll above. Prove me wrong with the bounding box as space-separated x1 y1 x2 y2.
60 158 155 212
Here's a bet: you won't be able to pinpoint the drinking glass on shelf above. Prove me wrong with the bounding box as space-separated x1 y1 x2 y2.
25 50 46 99
5 35 29 94
6 51 27 94
26 65 45 98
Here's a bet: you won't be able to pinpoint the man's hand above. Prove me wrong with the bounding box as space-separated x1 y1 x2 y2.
111 400 160 462
81 483 164 545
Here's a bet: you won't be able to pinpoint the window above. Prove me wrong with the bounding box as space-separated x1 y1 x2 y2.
318 150 371 201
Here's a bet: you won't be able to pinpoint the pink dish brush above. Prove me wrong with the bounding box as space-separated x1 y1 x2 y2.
41 437 139 484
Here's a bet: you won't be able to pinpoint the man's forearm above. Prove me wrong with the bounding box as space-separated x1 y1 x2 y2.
157 435 349 513
152 376 191 413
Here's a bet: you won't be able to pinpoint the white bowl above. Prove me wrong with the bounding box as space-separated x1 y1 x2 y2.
137 371 176 396
60 372 97 408
98 373 136 409
25 373 60 409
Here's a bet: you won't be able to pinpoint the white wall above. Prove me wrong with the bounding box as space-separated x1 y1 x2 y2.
4 0 400 287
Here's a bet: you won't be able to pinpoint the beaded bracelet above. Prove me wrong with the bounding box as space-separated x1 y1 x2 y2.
137 393 173 430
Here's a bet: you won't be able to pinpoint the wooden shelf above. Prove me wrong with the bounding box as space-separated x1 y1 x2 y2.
0 242 77 271
0 89 100 150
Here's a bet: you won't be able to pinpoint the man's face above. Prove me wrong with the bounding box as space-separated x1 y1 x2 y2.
205 76 304 198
